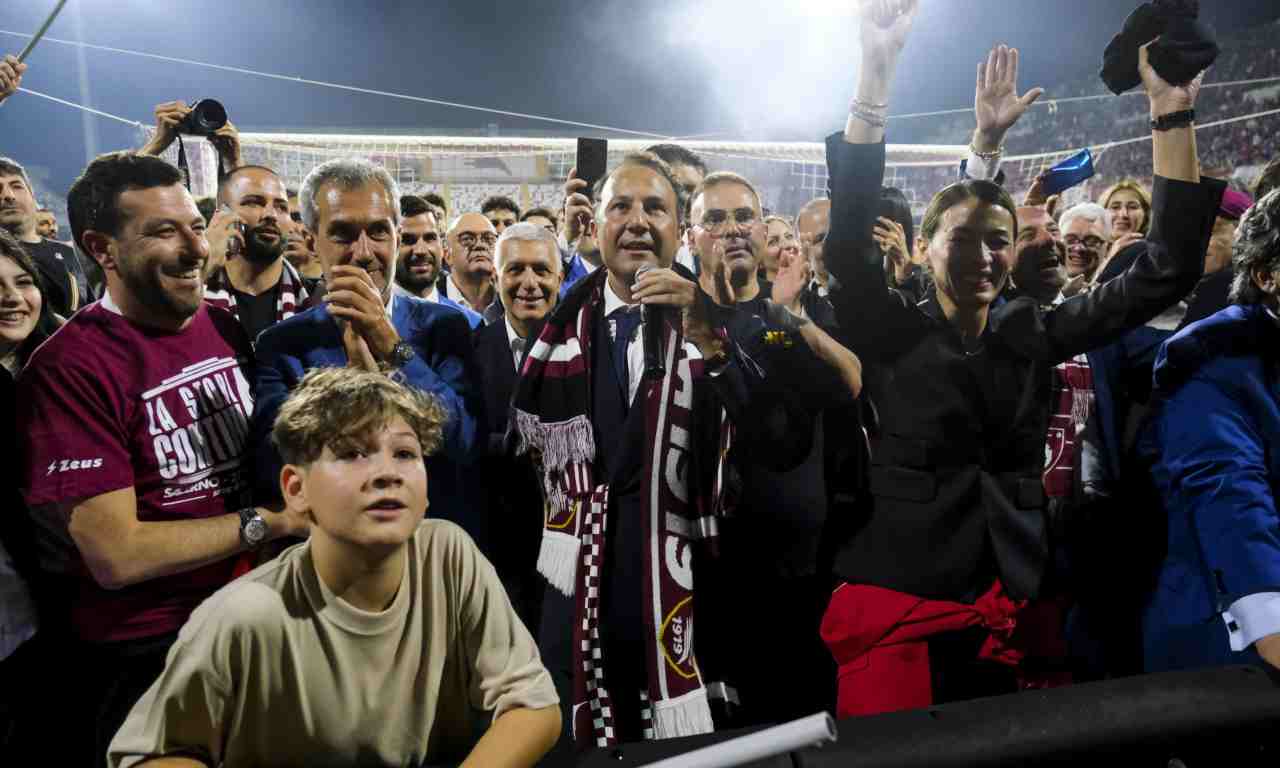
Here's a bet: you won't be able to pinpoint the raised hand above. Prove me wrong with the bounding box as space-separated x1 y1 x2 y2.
140 101 192 156
873 216 912 285
562 167 598 252
859 0 918 77
974 45 1044 152
326 264 401 362
210 120 243 170
1139 38 1202 117
771 246 811 312
0 54 27 104
205 205 245 276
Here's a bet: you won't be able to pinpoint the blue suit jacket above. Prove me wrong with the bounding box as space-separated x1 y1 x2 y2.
249 294 486 541
1140 304 1280 672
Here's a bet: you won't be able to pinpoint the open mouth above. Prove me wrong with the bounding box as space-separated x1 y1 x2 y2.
365 497 408 520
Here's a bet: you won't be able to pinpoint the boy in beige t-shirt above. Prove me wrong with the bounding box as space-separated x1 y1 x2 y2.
109 368 560 768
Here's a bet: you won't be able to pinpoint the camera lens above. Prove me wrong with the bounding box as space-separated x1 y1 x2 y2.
188 99 228 135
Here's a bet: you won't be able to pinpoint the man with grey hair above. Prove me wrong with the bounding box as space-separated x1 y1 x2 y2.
474 222 563 631
1060 202 1111 281
249 156 486 540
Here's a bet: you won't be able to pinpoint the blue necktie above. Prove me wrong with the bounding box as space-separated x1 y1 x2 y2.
609 306 641 396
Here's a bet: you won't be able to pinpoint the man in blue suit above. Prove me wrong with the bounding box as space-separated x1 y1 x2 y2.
1140 186 1280 675
249 158 485 541
394 194 483 329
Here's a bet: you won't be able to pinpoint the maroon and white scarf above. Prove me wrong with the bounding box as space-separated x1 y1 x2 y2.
204 259 310 327
513 268 733 749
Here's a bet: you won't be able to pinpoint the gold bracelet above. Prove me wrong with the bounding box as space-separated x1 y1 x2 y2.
968 142 1004 161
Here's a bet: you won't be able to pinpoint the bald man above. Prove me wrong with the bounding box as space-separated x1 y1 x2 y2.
441 212 498 315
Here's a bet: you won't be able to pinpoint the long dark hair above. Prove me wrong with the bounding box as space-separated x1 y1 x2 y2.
0 228 62 368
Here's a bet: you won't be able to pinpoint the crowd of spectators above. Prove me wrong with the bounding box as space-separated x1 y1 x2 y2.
3 2 1280 766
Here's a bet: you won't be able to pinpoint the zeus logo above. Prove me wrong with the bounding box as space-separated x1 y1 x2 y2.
46 458 104 476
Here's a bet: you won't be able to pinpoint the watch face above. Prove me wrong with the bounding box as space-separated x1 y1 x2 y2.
394 342 415 366
244 516 268 545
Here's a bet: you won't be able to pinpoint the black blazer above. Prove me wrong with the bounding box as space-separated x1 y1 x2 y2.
823 134 1224 602
471 320 545 631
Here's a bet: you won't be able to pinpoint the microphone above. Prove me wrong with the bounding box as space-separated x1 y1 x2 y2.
634 263 666 379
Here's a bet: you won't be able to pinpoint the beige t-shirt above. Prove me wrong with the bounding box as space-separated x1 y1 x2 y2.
109 520 558 767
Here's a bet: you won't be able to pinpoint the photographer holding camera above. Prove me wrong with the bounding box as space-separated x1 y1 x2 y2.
139 100 242 170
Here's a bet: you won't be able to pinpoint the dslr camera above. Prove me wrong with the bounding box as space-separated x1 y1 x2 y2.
176 99 228 137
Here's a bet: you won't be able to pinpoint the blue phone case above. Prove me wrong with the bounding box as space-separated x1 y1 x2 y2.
1040 149 1095 196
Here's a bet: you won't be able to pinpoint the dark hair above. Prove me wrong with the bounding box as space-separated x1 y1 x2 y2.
0 229 62 367
592 152 689 228
216 164 283 203
1254 156 1280 203
879 186 914 250
400 194 431 219
644 144 708 178
0 157 31 188
1230 188 1280 306
521 206 560 230
481 195 520 218
67 152 185 256
195 196 217 225
920 179 1018 243
423 192 447 217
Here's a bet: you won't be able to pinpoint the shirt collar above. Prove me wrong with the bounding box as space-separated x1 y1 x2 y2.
445 275 471 309
504 316 523 348
603 273 635 317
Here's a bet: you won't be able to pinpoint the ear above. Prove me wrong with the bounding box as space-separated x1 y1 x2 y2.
280 464 314 523
443 241 454 269
1252 265 1279 298
80 230 117 272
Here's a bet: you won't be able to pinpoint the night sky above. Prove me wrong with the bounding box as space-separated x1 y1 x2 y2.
2 0 1278 204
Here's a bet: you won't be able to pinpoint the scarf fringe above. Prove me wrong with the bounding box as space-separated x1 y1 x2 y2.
515 409 596 471
651 689 715 740
537 529 581 597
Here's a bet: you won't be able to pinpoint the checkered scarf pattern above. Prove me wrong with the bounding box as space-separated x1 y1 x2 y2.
204 259 310 329
513 266 733 749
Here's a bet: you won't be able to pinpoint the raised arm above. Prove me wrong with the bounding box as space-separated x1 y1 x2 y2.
0 54 26 106
1044 39 1220 361
964 45 1044 182
825 0 918 357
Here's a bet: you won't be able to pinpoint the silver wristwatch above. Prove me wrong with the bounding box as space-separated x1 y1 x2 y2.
239 507 268 549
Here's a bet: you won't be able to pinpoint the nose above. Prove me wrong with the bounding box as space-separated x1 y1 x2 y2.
0 282 20 306
414 239 432 257
185 225 210 264
369 451 404 490
624 204 648 232
351 232 376 264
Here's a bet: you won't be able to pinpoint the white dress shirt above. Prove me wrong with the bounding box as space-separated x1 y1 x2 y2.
504 317 526 371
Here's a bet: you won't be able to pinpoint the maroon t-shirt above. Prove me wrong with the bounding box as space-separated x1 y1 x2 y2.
18 297 255 643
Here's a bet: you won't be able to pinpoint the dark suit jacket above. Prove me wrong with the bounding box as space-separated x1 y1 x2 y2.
248 295 486 541
472 319 545 631
823 134 1224 602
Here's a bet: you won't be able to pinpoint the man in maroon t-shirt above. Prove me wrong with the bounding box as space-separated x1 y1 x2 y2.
17 152 308 765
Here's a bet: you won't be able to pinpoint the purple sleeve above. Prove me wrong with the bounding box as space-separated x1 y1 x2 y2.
19 356 134 506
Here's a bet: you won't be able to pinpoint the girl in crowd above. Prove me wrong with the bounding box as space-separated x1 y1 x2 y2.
818 0 1224 717
0 227 62 751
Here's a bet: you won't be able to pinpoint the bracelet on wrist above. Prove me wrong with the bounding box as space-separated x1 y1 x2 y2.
849 105 887 129
969 142 1004 161
1150 109 1195 132
851 96 889 111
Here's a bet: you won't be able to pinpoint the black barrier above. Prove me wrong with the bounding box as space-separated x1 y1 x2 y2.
576 666 1280 767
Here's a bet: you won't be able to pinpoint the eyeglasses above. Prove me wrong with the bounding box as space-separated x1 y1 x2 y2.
457 232 498 248
1064 236 1106 250
700 208 758 233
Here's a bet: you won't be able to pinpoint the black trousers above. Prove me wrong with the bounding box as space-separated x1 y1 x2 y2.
48 631 176 767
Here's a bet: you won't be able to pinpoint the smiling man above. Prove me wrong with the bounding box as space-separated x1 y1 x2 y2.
472 222 562 631
1060 202 1111 282
0 157 87 316
204 166 311 343
248 157 486 546
17 152 307 764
